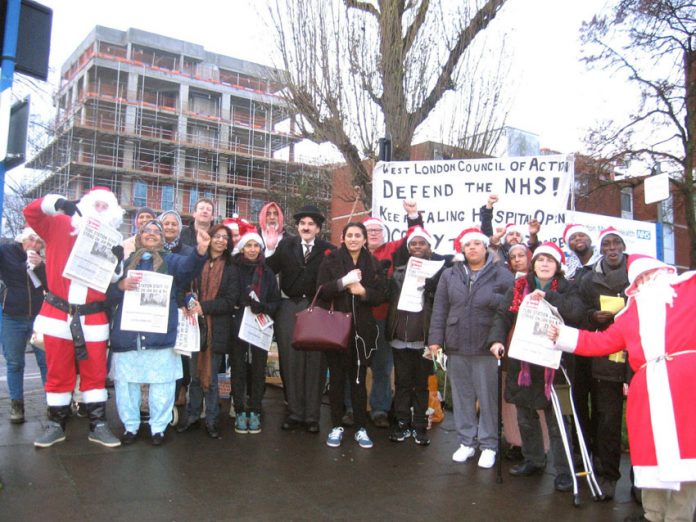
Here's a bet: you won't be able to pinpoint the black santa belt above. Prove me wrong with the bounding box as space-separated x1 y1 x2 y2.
44 292 105 361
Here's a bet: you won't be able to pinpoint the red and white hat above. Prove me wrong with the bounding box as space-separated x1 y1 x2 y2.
406 225 433 246
223 215 251 233
236 231 265 254
362 216 388 238
532 241 566 266
453 227 488 261
563 223 591 245
597 226 626 248
625 254 676 296
502 223 526 244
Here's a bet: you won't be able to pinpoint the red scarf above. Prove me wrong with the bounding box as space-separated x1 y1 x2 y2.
509 276 559 400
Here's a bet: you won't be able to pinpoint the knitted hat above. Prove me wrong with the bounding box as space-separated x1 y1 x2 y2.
406 225 433 246
597 226 626 248
563 223 591 245
532 241 565 266
625 254 676 296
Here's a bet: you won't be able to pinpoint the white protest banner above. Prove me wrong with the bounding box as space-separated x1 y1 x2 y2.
372 155 574 254
508 295 563 370
538 211 657 257
121 271 173 334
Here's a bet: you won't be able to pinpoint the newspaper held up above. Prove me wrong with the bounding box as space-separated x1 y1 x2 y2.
508 295 564 369
238 306 274 351
120 270 173 334
396 257 445 313
174 309 200 357
62 217 123 293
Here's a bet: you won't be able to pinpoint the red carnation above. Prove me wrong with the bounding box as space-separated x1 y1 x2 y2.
324 248 332 256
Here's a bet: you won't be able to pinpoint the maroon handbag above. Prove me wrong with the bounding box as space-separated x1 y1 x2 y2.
292 286 352 352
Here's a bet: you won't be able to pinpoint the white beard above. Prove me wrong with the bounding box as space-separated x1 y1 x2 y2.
71 192 124 235
635 270 678 315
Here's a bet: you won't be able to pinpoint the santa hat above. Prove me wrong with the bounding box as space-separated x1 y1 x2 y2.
453 227 488 262
532 241 566 266
76 186 124 230
502 223 526 244
222 214 251 234
362 216 388 238
235 231 265 254
406 225 433 246
597 226 626 248
563 223 591 245
625 254 676 296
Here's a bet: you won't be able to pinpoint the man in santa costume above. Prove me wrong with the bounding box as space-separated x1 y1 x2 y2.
549 254 696 521
24 187 125 448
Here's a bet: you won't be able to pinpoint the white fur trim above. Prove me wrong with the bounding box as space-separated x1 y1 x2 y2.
460 231 489 247
82 388 108 403
555 325 579 353
533 244 563 265
67 280 89 305
41 194 63 216
236 232 264 252
46 391 72 406
633 465 695 491
33 316 110 342
453 253 465 262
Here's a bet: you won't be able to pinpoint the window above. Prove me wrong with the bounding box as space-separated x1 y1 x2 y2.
189 187 199 213
620 187 633 220
250 198 265 221
161 185 174 210
660 196 675 264
133 181 147 207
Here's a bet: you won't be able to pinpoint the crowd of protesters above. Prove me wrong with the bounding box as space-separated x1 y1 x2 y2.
1 187 694 522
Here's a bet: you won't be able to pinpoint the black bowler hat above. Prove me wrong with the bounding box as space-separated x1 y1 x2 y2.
293 205 325 225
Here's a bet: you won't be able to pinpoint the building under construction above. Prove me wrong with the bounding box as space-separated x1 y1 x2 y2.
27 26 331 231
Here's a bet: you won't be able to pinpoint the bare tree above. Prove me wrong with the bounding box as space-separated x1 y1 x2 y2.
581 0 696 266
269 0 509 206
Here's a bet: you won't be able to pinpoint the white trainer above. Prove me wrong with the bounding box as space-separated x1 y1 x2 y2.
452 444 476 463
478 448 496 469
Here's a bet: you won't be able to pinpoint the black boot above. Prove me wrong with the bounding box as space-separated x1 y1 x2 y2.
85 402 121 447
34 405 71 448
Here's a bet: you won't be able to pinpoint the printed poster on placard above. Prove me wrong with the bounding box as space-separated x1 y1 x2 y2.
508 295 564 369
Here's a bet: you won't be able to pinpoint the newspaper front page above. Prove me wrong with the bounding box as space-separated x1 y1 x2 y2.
120 271 173 334
62 217 123 293
396 257 445 312
174 309 200 357
238 306 274 351
508 295 563 369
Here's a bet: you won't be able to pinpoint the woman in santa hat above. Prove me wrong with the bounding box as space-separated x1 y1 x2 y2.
428 227 514 469
549 254 696 521
488 242 585 492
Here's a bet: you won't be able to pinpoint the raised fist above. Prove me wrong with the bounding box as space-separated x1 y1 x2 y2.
54 198 82 217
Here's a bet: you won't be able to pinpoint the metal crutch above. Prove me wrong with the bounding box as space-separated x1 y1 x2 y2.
549 364 603 507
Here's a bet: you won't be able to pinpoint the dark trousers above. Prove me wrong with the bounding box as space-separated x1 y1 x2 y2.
275 299 326 423
326 349 367 429
231 342 268 414
392 348 431 432
517 403 571 475
591 378 624 481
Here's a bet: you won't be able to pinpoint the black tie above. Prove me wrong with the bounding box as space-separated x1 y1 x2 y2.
304 244 311 263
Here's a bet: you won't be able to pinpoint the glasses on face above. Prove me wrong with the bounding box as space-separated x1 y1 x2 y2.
142 228 161 235
366 228 382 235
212 234 229 241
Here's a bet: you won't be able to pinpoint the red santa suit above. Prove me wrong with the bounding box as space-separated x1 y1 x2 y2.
24 192 122 407
556 264 696 490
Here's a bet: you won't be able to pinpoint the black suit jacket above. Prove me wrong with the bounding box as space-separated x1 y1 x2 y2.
266 235 336 299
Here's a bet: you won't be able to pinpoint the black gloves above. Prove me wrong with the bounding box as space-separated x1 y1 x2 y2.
250 300 264 314
54 198 82 216
111 245 124 264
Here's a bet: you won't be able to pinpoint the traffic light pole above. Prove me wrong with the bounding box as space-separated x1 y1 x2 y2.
0 0 21 229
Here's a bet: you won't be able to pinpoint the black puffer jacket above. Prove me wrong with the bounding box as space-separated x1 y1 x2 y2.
487 274 585 409
317 246 386 365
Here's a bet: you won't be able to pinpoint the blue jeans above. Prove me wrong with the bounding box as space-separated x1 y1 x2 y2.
1 315 47 401
187 352 222 427
369 319 393 416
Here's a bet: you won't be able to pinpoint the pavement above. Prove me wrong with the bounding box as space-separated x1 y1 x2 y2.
0 352 652 522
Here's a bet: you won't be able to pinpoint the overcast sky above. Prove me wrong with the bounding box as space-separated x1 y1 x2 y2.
27 0 627 156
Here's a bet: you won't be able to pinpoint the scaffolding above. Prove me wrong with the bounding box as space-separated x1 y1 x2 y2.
28 28 331 233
